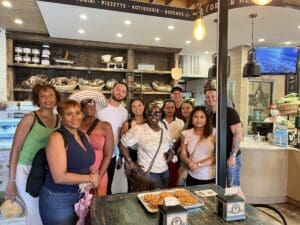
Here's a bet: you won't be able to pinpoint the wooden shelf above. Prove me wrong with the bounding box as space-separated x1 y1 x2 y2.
132 70 171 75
8 63 171 75
134 91 170 95
13 88 111 94
14 88 170 95
9 63 128 73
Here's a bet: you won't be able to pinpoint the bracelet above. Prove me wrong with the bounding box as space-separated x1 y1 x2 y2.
230 152 237 157
126 157 132 163
8 179 16 182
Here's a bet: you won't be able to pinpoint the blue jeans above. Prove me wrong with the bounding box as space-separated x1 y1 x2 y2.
39 185 82 225
149 170 169 189
227 153 242 186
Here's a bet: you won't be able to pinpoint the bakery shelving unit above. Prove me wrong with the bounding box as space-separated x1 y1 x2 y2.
6 32 181 103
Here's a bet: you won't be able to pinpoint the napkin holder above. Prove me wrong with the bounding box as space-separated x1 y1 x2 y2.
215 194 245 221
158 204 187 225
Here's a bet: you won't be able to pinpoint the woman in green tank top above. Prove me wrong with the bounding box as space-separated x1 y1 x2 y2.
5 83 61 225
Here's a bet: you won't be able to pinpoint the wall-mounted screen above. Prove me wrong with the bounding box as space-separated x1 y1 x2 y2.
254 47 299 75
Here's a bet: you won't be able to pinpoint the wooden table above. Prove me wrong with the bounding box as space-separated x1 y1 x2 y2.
91 184 279 225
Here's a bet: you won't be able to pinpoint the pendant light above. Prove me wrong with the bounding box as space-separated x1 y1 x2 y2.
193 3 206 41
243 13 261 77
252 0 272 5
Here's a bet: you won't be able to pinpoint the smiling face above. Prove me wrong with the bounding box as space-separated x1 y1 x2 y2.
58 101 83 130
112 83 127 102
170 90 183 105
81 99 96 117
146 104 161 127
181 102 193 120
38 88 57 110
205 90 217 111
192 110 207 129
163 101 176 118
130 99 145 118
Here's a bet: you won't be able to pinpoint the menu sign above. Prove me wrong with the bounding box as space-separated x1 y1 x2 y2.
38 0 194 21
38 0 283 20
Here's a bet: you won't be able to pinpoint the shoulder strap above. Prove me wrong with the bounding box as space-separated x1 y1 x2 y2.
146 129 164 173
86 119 99 136
28 111 37 133
54 129 67 148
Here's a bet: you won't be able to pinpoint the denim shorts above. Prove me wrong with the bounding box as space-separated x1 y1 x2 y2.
227 153 242 186
39 185 83 225
149 170 169 189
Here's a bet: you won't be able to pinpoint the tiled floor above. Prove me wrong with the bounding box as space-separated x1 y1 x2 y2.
255 202 300 225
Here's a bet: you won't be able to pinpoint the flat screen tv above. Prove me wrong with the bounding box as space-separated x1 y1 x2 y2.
254 47 299 75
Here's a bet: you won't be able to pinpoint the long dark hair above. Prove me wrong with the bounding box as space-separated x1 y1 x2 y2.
187 106 213 138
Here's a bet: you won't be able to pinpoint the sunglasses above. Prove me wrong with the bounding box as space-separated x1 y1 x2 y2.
81 99 95 107
147 111 161 117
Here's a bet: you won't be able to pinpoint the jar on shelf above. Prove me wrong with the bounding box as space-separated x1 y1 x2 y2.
41 44 51 57
41 56 50 65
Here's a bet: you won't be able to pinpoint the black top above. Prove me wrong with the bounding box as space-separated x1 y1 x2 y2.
209 107 241 158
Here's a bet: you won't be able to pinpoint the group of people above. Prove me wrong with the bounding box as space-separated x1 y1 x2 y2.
4 79 245 225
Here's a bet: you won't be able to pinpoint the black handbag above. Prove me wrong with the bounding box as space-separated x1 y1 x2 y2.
128 129 163 192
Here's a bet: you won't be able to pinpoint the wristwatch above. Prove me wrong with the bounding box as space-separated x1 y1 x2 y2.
230 152 237 157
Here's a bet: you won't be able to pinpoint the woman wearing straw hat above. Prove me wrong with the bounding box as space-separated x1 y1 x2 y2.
69 90 114 195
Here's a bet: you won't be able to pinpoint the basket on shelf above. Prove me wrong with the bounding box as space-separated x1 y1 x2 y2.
277 103 300 115
54 84 78 92
78 84 105 91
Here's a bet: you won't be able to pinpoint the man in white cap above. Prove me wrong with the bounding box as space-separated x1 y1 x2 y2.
97 81 128 194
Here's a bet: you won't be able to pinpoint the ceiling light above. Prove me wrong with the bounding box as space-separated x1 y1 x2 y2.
168 25 174 30
154 37 160 41
252 0 272 5
116 33 123 38
79 14 87 20
298 25 300 29
285 41 291 45
78 29 85 34
193 18 206 41
243 14 261 77
1 0 12 8
258 38 264 42
124 20 131 25
14 19 23 25
185 40 191 44
204 51 209 54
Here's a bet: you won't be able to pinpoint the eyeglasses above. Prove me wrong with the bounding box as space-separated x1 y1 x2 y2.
147 111 161 117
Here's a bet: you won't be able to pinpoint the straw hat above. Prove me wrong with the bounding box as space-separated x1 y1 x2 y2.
69 90 107 112
0 197 25 218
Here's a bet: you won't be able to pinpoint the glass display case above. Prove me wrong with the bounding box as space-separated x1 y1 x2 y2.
0 118 20 192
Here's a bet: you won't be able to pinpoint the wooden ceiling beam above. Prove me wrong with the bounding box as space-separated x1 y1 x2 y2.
186 0 197 8
165 0 173 5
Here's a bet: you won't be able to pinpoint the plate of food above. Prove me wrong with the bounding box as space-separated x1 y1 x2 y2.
137 188 203 213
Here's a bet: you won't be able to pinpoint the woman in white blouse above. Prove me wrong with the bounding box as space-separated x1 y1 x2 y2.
180 106 216 186
119 103 174 190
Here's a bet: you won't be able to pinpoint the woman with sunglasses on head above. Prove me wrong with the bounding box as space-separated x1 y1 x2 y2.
180 106 216 186
79 96 114 196
119 103 174 190
39 100 100 225
119 98 146 192
5 83 60 225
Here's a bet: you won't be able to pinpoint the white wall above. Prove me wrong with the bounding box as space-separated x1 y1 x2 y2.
0 29 7 101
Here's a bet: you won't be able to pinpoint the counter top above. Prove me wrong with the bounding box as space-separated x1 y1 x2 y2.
240 141 299 151
91 184 279 225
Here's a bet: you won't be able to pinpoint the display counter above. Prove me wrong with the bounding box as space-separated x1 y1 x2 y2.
240 141 300 204
91 184 279 225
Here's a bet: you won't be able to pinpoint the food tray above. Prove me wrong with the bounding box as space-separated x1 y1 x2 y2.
137 188 203 213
